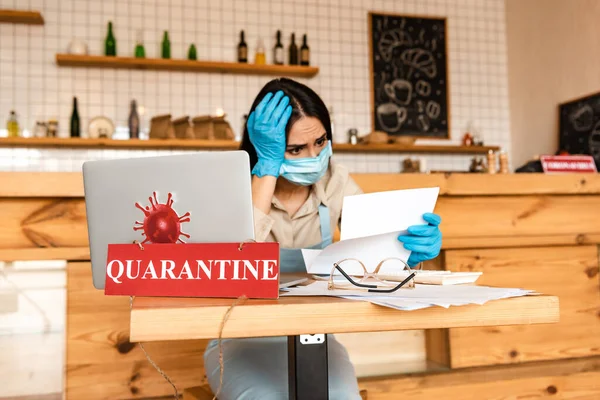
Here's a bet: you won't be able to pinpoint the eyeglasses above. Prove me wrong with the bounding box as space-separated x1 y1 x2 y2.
327 257 416 293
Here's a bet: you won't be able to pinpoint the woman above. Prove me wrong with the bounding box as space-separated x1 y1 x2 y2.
204 78 442 399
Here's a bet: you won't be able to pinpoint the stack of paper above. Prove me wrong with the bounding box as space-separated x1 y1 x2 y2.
280 281 536 311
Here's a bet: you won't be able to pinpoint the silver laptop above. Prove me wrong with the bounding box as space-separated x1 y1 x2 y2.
82 151 255 290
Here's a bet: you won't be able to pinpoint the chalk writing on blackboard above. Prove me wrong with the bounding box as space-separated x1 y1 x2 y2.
559 91 600 167
369 12 449 138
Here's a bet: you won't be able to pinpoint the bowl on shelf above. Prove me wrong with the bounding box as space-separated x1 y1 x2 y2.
67 38 88 55
88 116 115 139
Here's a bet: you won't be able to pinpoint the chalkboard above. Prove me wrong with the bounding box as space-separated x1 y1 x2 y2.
559 91 600 167
368 12 449 139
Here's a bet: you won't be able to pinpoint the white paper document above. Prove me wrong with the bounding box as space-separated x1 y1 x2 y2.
303 187 440 275
280 281 536 310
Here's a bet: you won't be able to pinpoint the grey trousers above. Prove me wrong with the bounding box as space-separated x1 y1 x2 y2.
203 335 362 400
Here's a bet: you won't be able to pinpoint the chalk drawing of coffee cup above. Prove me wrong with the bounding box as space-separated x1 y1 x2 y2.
377 103 408 133
570 104 593 132
384 79 412 105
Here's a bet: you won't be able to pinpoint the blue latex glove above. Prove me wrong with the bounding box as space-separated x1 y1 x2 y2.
398 212 442 267
247 90 293 177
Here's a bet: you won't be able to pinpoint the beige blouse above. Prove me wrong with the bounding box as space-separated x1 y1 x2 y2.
253 162 363 248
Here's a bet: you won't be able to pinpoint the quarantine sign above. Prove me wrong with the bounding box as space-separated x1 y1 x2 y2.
104 242 280 299
104 190 280 299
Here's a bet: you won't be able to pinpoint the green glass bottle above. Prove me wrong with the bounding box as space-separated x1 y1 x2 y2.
161 31 171 59
134 30 145 58
105 21 116 56
188 44 197 60
288 33 298 65
70 97 80 138
135 43 145 58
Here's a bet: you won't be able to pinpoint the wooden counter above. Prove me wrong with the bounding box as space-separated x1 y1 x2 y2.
3 170 598 197
2 172 600 399
3 172 600 260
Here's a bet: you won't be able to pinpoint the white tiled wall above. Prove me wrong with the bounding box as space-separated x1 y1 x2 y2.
0 0 511 172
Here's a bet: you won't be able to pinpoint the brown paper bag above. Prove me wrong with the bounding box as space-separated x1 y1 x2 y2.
192 116 214 139
172 116 195 139
149 114 175 139
212 115 235 140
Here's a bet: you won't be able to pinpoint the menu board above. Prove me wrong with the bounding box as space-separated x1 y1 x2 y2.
559 91 600 167
368 12 449 138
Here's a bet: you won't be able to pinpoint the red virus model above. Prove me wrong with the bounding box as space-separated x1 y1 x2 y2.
134 192 191 244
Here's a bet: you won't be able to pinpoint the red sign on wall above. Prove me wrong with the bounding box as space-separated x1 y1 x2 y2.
540 155 598 173
104 242 280 299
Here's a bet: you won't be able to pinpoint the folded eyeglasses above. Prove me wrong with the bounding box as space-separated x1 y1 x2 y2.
327 257 418 293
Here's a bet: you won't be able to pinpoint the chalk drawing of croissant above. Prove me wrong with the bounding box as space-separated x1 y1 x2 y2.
400 48 437 79
378 29 413 62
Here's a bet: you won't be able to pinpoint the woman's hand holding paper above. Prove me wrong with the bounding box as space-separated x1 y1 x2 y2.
397 212 442 267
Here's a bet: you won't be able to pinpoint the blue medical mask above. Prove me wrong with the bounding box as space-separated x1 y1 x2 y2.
279 141 332 186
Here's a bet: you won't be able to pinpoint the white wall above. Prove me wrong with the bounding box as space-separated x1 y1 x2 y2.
0 0 511 173
506 0 600 167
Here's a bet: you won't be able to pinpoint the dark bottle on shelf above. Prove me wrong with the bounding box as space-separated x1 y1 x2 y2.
274 30 284 65
300 34 310 66
188 44 197 60
105 21 116 56
70 97 80 138
238 30 247 63
289 33 298 65
161 31 171 59
128 100 140 139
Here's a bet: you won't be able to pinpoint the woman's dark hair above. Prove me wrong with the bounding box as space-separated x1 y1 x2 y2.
239 78 332 170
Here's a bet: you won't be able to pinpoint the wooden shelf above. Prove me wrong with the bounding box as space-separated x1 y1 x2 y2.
333 143 500 154
0 137 240 150
0 137 499 154
0 9 44 25
55 54 319 77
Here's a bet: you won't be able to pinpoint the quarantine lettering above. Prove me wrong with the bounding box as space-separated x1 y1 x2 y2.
106 258 278 284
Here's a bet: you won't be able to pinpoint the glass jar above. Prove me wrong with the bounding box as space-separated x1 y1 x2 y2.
347 128 358 145
33 121 47 138
47 119 58 137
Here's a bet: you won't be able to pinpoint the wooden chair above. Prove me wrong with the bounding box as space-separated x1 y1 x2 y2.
182 384 368 399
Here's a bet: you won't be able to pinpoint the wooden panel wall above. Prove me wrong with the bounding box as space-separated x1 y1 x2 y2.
5 195 600 260
359 356 600 399
427 246 600 369
436 195 600 239
66 261 207 399
1 198 88 249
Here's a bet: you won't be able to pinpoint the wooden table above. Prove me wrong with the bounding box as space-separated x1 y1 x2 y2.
130 294 559 400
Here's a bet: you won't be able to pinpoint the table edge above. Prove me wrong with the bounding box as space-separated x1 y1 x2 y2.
130 295 559 342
